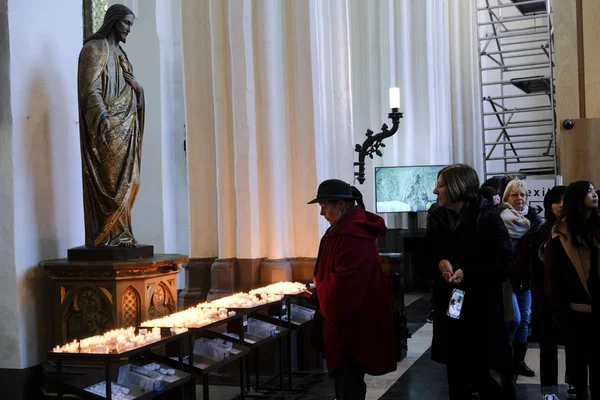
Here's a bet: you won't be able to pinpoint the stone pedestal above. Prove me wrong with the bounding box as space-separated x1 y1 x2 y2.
178 257 215 309
260 258 292 284
200 257 318 302
290 258 316 282
40 254 188 346
207 258 238 301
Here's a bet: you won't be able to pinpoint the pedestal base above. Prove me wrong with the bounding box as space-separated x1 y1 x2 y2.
178 258 214 309
40 254 188 346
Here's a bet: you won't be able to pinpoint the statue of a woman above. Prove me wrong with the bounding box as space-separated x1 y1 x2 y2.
78 4 144 247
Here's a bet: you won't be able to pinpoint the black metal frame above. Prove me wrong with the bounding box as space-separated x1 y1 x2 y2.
48 296 321 400
49 331 192 400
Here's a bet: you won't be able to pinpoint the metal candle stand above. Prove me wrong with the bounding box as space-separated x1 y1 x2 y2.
48 296 319 400
354 109 403 185
49 331 193 400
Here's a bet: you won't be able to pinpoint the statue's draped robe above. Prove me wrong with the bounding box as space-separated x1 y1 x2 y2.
78 39 145 247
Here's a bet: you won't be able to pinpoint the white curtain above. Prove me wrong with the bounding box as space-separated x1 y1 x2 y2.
183 0 482 257
348 0 483 214
448 0 483 175
183 0 354 259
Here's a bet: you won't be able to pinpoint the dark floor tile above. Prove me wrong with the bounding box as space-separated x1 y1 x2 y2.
302 378 334 395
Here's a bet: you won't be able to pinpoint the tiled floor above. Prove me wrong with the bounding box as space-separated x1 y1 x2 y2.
197 292 571 399
404 293 424 308
370 294 570 400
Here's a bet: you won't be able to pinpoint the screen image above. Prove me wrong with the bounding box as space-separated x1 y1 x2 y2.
375 165 445 213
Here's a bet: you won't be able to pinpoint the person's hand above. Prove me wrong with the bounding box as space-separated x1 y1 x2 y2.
439 259 453 281
99 117 110 145
123 71 142 94
449 269 464 285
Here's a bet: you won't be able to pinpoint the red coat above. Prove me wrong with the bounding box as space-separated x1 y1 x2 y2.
315 207 397 376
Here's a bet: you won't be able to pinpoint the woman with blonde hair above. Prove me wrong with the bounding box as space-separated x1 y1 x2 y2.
499 179 542 377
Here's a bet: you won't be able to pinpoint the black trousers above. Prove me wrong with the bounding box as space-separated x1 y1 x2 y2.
447 361 503 400
568 311 600 400
538 312 573 389
539 329 561 388
447 334 510 400
332 356 366 400
532 283 570 389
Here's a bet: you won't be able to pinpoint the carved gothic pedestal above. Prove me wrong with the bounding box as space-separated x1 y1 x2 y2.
40 254 188 346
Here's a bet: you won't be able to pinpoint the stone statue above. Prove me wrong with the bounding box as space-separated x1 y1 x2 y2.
78 4 144 247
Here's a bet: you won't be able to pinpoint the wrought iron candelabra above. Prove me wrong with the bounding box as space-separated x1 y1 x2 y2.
354 88 403 185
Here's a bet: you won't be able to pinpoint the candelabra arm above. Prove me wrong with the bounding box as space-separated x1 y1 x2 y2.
354 110 403 184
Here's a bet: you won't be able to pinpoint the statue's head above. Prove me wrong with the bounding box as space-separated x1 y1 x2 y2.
85 4 135 44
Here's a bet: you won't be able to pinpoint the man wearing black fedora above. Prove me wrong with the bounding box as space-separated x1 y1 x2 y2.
308 179 396 400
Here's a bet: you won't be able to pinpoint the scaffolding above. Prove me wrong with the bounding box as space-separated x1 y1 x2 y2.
476 0 556 180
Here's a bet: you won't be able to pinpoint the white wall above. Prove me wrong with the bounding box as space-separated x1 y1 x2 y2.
6 0 84 368
157 0 189 261
0 0 190 369
0 0 20 370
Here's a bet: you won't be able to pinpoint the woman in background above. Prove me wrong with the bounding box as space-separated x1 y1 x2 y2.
482 176 511 205
531 186 573 400
546 181 600 399
499 179 542 377
426 164 514 399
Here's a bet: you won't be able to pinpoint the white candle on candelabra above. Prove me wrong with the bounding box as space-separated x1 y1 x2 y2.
389 87 400 110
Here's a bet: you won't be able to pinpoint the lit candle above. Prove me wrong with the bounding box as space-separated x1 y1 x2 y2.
389 87 401 110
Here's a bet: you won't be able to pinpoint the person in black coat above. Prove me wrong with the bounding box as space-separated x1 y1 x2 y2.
425 164 514 400
482 176 511 205
531 185 571 398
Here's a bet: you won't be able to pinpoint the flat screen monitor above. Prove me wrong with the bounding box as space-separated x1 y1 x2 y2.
375 165 445 213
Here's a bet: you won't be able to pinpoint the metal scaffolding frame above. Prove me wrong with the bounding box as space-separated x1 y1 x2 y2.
476 0 557 179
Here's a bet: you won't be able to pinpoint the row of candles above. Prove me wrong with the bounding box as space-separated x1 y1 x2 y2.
141 306 235 329
51 281 307 354
249 281 306 296
52 327 163 354
207 292 284 309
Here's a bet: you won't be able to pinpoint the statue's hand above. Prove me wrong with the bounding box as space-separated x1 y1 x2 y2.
123 71 142 94
99 117 110 145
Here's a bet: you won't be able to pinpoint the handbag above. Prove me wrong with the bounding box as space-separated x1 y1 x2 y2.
502 279 516 323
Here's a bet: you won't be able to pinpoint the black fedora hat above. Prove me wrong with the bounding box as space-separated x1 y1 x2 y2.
307 179 358 204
